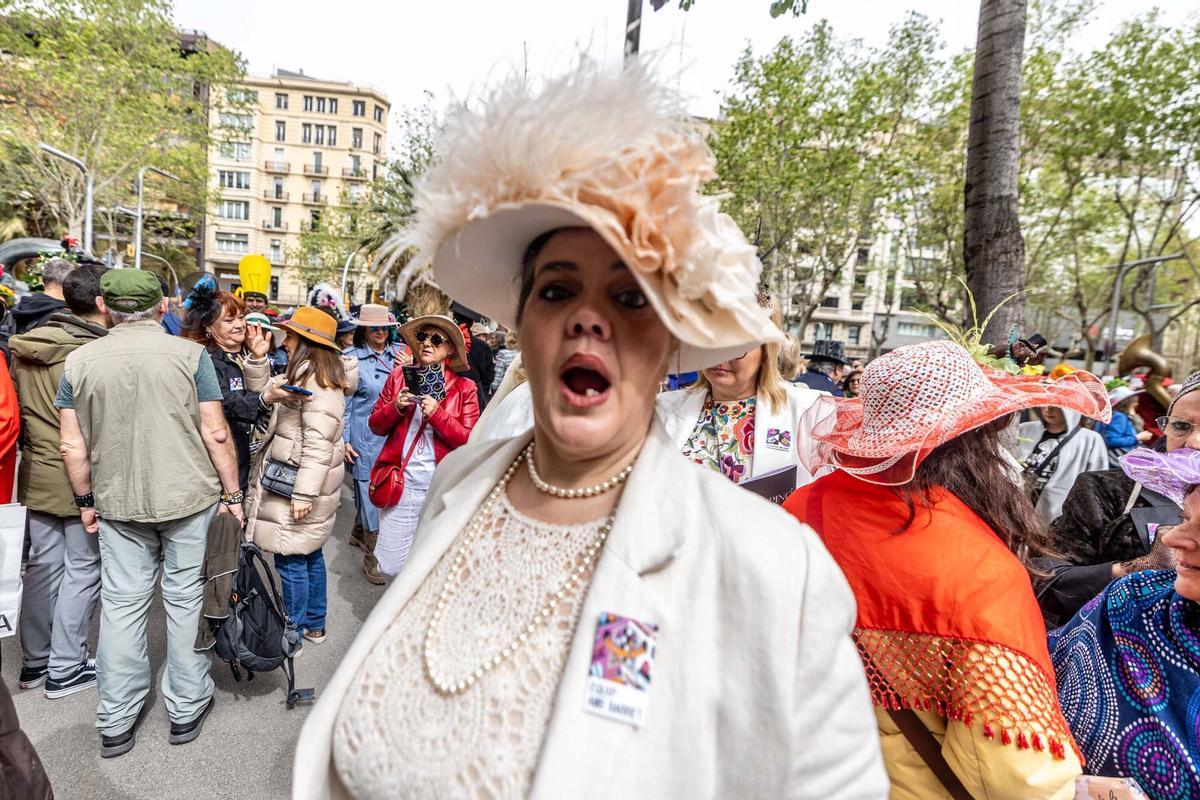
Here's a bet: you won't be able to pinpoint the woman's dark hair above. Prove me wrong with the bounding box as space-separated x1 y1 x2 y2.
351 324 395 349
515 227 569 325
896 414 1056 575
286 336 350 391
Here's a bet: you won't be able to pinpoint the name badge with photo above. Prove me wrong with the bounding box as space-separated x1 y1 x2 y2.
584 612 657 727
228 376 245 391
765 427 792 451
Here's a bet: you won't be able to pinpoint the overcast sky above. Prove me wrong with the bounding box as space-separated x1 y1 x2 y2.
174 0 1197 150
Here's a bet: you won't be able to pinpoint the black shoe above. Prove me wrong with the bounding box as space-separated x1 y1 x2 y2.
45 659 97 699
18 664 48 690
168 697 215 745
100 706 147 759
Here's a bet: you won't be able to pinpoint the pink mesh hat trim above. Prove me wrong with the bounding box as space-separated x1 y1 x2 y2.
1119 447 1200 506
800 340 1111 485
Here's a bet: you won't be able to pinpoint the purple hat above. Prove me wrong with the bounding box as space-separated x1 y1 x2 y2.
1119 447 1200 506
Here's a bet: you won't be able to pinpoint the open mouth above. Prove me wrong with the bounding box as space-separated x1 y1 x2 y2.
559 353 612 406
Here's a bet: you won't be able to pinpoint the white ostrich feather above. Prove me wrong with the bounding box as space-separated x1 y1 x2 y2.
384 58 780 351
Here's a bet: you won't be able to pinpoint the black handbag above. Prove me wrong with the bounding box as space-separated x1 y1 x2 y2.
260 459 298 499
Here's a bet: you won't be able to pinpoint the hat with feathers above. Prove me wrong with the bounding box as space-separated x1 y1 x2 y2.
180 272 221 330
383 60 784 373
306 283 346 321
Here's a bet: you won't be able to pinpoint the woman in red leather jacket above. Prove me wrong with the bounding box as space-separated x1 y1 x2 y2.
368 314 480 575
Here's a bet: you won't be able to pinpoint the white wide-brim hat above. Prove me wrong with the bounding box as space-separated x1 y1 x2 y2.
398 61 784 375
434 204 766 374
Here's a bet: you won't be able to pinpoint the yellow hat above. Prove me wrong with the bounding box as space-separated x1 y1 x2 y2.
237 254 271 299
1049 363 1077 381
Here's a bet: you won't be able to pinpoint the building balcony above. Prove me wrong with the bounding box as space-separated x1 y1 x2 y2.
302 164 329 176
301 193 327 205
264 161 290 173
263 190 290 201
342 168 367 180
262 220 288 231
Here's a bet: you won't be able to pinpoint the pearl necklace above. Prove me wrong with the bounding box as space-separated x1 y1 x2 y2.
526 443 635 499
423 448 614 696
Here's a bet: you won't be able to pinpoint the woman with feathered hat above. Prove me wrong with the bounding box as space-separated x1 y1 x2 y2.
292 63 885 798
783 340 1111 798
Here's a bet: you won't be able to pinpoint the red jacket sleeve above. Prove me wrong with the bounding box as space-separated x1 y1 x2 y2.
427 379 480 450
368 368 412 436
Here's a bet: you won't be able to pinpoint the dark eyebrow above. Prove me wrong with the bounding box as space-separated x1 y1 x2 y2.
535 261 578 277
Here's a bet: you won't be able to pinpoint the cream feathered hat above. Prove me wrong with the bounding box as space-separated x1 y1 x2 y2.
391 62 784 373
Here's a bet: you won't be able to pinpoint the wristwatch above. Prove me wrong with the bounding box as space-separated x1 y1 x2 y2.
220 490 244 506
73 492 95 508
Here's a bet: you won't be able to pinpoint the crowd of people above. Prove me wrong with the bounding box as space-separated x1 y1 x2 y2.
0 61 1198 800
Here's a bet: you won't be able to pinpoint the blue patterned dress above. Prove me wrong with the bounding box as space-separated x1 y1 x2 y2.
1049 570 1200 800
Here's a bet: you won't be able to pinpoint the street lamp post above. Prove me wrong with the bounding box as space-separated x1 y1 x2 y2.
1101 252 1184 376
38 143 93 254
625 0 643 63
340 248 361 308
135 166 181 270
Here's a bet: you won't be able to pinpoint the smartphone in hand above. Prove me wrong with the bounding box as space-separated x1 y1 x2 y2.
281 384 314 396
402 365 421 396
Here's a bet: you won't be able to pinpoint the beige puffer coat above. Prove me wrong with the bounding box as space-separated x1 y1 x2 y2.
244 355 357 555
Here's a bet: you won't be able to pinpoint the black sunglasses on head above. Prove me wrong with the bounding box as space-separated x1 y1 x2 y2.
414 330 447 347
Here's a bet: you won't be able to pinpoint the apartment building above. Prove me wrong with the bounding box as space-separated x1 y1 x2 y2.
203 69 388 305
786 223 946 362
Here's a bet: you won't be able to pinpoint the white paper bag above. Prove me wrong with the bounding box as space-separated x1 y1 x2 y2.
0 502 26 638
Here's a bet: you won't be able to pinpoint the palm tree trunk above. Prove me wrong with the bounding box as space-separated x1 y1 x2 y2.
963 0 1027 342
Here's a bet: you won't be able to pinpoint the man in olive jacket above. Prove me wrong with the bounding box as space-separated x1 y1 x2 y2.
8 264 109 698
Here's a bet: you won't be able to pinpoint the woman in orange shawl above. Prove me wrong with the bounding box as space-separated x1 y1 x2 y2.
784 339 1110 799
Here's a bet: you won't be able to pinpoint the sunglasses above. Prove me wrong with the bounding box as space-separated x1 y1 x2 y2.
1156 416 1195 439
414 330 447 347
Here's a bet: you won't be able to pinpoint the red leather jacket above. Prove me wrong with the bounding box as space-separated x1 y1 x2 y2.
368 366 480 473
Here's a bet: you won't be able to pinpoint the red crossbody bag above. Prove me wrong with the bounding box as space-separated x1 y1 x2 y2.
368 419 428 509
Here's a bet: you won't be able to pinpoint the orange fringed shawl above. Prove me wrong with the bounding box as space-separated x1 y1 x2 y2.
784 469 1078 761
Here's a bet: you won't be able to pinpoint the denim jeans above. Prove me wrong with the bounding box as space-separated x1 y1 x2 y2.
273 549 327 631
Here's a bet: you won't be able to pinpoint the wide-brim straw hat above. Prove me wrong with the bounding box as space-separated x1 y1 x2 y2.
277 306 340 351
399 314 469 371
351 303 399 327
800 340 1111 486
390 61 784 374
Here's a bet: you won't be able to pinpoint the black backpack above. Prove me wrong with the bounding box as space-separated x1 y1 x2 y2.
213 542 314 709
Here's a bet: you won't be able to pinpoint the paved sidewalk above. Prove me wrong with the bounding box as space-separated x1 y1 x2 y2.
0 485 382 800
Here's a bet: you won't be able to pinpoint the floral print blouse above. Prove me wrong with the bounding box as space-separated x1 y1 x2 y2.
681 394 756 484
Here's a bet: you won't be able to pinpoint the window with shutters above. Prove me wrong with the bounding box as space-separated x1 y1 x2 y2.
218 170 250 190
218 200 250 220
215 232 249 254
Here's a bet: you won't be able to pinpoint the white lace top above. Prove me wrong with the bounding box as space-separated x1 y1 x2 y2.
332 493 607 799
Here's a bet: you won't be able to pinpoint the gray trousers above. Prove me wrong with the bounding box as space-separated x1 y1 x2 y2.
95 505 216 736
19 510 102 679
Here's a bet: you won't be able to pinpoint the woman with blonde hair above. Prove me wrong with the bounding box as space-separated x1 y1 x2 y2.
657 292 826 488
293 62 884 798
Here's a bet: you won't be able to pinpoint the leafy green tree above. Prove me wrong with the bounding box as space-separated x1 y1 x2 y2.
711 15 941 335
0 0 245 251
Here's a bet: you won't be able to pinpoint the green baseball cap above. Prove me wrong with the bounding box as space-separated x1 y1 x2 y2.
100 269 163 313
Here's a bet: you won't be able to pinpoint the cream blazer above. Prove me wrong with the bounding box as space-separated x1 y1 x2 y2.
292 420 887 799
658 381 827 487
